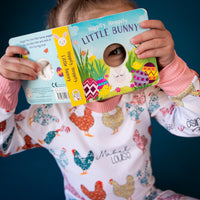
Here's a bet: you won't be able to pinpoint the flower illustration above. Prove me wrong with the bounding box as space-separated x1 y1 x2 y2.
73 40 78 45
81 50 86 56
115 87 121 93
89 55 96 62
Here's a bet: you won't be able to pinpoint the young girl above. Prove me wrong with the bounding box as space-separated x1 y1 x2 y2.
0 0 200 199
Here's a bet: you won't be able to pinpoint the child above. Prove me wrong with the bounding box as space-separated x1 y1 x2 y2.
0 0 200 199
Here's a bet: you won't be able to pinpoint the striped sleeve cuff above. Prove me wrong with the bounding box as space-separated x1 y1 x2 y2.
0 75 21 111
157 54 196 96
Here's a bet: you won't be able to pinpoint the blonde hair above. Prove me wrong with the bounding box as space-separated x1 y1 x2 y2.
47 0 137 28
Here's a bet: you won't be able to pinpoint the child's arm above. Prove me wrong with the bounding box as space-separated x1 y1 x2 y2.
131 19 197 97
0 107 42 157
134 20 200 136
0 46 41 156
145 69 200 137
0 75 21 111
0 46 40 111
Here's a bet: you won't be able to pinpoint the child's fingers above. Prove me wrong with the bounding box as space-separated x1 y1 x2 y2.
0 55 39 80
7 56 41 73
135 45 175 68
131 20 171 45
1 68 37 81
130 19 175 68
135 47 166 59
0 46 41 80
140 20 166 30
0 62 38 80
135 38 167 55
5 46 29 57
3 61 38 77
131 29 166 45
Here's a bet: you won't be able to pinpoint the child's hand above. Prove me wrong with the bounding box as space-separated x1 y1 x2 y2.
131 20 175 69
0 46 40 81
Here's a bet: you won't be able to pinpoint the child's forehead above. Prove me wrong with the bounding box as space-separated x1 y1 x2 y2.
76 3 134 23
57 1 134 26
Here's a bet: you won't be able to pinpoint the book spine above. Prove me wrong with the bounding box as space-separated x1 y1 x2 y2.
52 26 86 106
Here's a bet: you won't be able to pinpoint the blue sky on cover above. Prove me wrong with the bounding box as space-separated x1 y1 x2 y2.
68 9 148 59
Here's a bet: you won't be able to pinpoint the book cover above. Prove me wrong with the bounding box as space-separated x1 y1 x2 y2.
9 8 159 106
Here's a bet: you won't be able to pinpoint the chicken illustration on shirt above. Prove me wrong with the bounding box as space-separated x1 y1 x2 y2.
81 180 106 200
0 120 6 132
50 148 69 170
38 129 60 145
69 106 94 137
137 160 151 186
109 175 135 200
29 104 59 126
133 129 148 154
102 106 124 135
72 149 94 175
126 102 144 123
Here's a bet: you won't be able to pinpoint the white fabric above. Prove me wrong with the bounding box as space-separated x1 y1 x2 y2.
0 76 200 200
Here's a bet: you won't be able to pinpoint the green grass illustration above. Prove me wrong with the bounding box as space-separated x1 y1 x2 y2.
73 48 91 82
73 46 159 101
73 47 108 81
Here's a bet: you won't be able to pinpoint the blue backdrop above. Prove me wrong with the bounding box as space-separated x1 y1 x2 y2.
0 0 200 199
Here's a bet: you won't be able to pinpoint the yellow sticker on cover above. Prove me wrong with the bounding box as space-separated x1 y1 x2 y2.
52 26 86 106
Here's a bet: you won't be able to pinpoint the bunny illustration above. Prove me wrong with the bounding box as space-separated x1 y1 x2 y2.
108 53 133 92
54 31 67 46
37 58 54 81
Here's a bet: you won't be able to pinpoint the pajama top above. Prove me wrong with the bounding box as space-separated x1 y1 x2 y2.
0 54 200 200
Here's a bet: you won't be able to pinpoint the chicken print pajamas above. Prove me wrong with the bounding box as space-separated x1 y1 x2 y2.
0 54 200 200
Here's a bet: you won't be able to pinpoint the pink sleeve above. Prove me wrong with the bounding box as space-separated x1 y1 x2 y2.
157 53 196 96
0 75 21 111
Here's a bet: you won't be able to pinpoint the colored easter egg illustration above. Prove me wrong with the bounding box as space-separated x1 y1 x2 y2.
57 67 63 77
83 78 99 101
133 70 149 87
96 77 109 90
143 62 158 83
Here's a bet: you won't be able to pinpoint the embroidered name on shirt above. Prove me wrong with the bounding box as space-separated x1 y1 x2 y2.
186 117 200 133
96 145 131 164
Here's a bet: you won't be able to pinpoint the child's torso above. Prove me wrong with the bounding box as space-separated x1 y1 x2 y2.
21 92 158 200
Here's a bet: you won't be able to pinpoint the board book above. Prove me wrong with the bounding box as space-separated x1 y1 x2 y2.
9 8 159 106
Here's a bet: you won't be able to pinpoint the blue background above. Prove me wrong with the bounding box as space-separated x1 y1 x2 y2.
0 0 200 199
